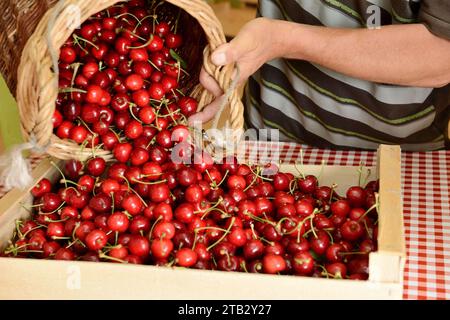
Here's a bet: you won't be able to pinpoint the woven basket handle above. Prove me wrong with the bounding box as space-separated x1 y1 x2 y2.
167 0 244 132
200 46 243 132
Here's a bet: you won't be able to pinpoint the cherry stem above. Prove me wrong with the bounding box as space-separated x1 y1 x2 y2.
175 89 185 97
129 103 143 123
358 192 379 222
99 252 127 264
294 149 306 180
128 34 154 49
240 260 249 273
70 63 82 99
317 160 326 181
357 162 366 187
244 166 261 192
44 217 69 223
289 178 297 195
250 223 258 240
73 34 99 51
22 225 46 238
129 188 149 208
38 201 66 215
147 59 161 72
51 236 71 241
339 251 367 256
206 217 235 251
148 215 163 241
132 178 167 185
317 264 331 279
174 8 181 34
115 12 141 23
215 170 229 189
50 161 68 188
244 211 276 227
60 178 81 189
14 220 24 239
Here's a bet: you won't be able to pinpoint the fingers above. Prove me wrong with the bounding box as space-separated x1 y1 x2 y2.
199 67 223 98
188 95 225 126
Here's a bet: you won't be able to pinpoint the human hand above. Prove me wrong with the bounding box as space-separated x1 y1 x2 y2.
189 18 281 125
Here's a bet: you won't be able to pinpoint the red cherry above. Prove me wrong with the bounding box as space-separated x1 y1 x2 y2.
54 248 76 261
165 33 183 49
125 74 144 91
185 184 203 203
130 48 149 62
153 203 174 222
86 85 104 104
43 241 61 258
41 193 63 213
133 61 153 79
178 97 198 117
292 251 315 276
31 178 52 198
128 235 150 257
113 143 133 163
86 157 106 177
85 229 108 251
152 222 176 240
148 183 170 203
262 254 286 274
346 186 367 208
122 194 143 216
147 35 164 52
243 239 264 260
227 175 246 190
294 199 314 217
326 262 347 278
156 130 174 148
174 203 195 224
326 243 345 262
340 220 364 241
331 199 351 217
60 46 77 63
52 109 63 128
155 22 170 37
46 222 65 239
151 238 173 259
107 212 130 233
148 83 165 100
175 248 198 267
298 175 318 194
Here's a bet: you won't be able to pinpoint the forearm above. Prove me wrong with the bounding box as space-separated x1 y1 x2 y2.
273 21 450 88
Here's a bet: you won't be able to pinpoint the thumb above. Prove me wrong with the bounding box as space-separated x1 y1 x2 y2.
211 35 249 66
211 43 234 66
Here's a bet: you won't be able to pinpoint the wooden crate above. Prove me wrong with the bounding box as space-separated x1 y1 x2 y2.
0 145 405 299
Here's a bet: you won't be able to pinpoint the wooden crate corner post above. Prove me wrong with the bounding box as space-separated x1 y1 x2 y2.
368 145 406 284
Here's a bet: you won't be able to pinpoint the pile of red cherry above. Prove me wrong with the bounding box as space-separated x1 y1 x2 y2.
1 0 380 281
2 155 379 280
52 0 198 152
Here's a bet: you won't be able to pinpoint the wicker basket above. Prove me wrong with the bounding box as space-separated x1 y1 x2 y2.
0 0 244 160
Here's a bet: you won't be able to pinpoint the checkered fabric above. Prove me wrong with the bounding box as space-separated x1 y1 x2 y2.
0 143 449 300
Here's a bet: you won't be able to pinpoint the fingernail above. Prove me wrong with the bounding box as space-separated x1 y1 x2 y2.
212 52 227 65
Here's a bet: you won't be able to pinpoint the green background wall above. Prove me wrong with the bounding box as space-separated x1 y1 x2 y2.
0 76 23 151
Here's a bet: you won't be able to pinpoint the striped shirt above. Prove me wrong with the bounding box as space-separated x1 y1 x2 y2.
244 0 450 151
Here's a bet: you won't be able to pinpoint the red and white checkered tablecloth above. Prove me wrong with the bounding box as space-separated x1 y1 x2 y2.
1 143 449 300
